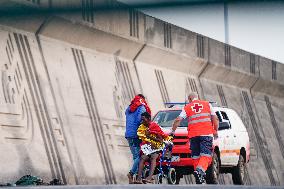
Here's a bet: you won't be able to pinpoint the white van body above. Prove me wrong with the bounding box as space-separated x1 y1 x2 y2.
213 106 250 166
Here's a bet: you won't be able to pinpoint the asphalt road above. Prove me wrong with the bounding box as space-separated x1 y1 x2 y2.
0 185 283 189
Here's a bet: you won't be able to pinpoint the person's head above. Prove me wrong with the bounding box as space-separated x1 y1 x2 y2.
141 112 151 126
137 94 145 100
130 94 146 106
188 92 199 103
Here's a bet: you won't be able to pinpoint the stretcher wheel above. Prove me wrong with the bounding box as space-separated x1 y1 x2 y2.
143 167 150 179
167 168 176 184
157 173 163 184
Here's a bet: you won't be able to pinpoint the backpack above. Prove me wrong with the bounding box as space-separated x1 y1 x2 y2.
15 175 43 186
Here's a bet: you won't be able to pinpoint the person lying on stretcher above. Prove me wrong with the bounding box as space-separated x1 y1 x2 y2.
135 112 171 184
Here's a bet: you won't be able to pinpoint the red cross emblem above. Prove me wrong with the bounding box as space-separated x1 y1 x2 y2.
191 103 203 113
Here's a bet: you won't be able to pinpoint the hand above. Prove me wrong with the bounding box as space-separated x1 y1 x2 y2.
145 129 150 137
164 140 173 146
213 133 218 140
169 129 175 136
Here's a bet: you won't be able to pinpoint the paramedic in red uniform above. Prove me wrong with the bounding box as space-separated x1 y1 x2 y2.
171 92 219 184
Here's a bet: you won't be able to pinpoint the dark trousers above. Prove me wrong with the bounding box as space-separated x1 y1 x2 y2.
190 136 213 173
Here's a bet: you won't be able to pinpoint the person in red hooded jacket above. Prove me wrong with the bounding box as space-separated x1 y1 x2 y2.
171 92 219 184
125 94 151 184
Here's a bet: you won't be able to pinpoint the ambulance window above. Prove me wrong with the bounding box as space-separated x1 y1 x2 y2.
215 111 222 122
155 112 166 123
218 111 231 130
153 110 188 127
221 111 230 121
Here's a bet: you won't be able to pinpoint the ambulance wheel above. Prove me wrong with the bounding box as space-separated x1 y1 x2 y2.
167 168 176 184
206 151 220 184
232 154 246 185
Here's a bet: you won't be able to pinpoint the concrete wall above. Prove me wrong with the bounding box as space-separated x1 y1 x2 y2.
0 1 283 186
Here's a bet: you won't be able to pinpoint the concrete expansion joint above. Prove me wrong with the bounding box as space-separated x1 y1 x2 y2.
35 15 53 36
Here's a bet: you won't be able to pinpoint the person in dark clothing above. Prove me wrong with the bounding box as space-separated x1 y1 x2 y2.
135 112 168 184
125 94 151 184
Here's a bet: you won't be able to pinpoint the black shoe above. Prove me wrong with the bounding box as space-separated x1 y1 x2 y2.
193 170 206 184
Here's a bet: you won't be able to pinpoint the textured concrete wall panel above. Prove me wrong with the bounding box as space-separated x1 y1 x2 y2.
136 45 207 76
276 62 284 85
252 94 284 185
0 5 284 185
56 4 145 42
94 9 130 39
0 27 56 183
0 15 47 34
252 79 284 99
171 25 197 58
39 39 122 184
259 56 274 82
40 17 143 60
230 47 253 75
208 38 226 66
200 64 258 89
259 56 284 85
199 78 274 185
144 15 165 48
135 61 202 114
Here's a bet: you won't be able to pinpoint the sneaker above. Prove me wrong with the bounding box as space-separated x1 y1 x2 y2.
127 172 134 184
193 170 206 184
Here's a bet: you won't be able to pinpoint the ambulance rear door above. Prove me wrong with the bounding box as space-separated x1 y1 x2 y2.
217 110 239 166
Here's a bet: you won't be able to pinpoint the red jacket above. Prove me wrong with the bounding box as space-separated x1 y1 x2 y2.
184 99 214 138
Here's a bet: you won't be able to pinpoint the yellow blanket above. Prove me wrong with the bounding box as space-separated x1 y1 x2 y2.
137 124 171 149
